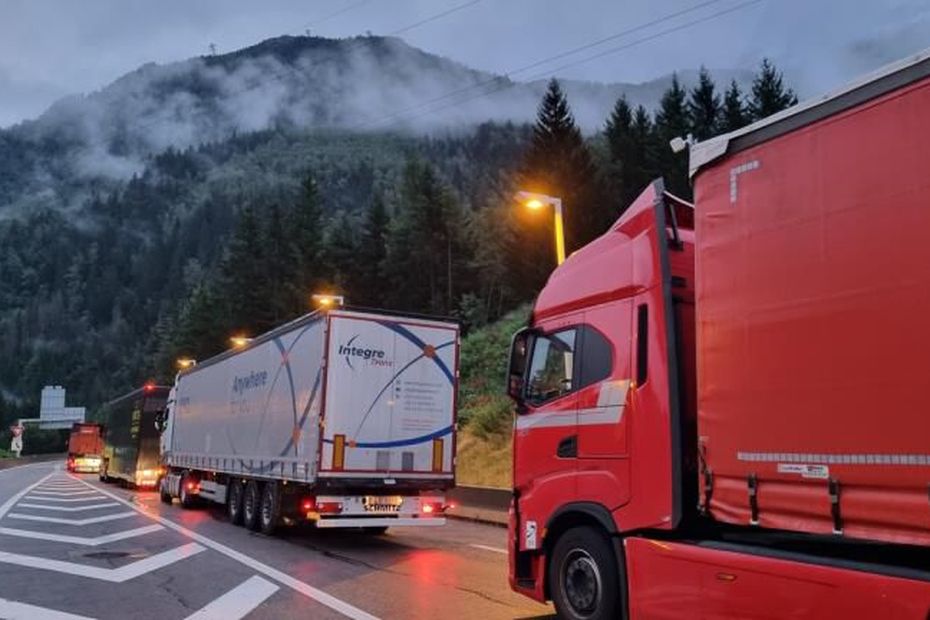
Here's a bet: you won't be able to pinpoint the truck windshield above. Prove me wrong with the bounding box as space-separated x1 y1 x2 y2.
526 329 575 405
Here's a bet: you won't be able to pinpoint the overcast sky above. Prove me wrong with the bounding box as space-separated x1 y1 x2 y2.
1 0 928 128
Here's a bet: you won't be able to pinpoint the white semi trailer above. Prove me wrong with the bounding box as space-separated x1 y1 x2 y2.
159 307 459 534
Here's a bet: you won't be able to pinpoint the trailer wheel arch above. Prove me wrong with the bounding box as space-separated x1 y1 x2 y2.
543 503 627 615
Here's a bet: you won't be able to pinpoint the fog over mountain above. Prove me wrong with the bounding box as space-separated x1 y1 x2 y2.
0 35 750 213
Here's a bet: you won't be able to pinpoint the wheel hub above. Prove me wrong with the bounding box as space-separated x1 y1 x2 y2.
563 550 601 615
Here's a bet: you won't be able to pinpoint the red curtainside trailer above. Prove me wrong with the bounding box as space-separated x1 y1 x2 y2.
506 49 930 619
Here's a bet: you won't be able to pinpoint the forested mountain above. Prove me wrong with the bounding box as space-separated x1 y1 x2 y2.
0 34 795 424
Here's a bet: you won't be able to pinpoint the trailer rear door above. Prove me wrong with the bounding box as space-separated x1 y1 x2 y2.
319 311 458 481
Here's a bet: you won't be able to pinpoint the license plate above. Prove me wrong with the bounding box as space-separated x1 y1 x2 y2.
363 496 402 512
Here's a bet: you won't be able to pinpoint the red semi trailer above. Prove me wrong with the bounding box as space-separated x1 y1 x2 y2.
506 51 930 618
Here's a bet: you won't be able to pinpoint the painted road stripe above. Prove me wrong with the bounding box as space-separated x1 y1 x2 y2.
7 511 137 526
0 473 55 519
469 544 507 555
18 502 120 512
0 524 164 546
78 478 380 620
29 490 99 497
0 596 94 620
185 575 279 620
24 496 108 503
0 542 204 582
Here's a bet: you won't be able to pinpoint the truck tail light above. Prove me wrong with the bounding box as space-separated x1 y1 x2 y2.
318 501 343 514
431 438 444 472
332 434 346 471
422 501 445 515
301 498 316 512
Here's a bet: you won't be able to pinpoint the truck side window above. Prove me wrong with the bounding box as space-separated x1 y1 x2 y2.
578 326 612 388
526 329 576 405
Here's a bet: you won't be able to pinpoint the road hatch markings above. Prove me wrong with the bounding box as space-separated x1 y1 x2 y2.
0 524 164 546
28 490 100 497
78 478 381 620
0 596 95 619
0 472 55 519
24 495 110 503
17 502 120 512
184 575 279 620
469 544 507 555
7 511 137 525
0 542 205 582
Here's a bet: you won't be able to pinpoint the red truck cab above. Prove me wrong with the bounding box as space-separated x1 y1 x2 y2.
67 422 104 473
507 49 930 620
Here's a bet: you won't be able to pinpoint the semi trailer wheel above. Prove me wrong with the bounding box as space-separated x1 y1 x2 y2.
178 473 198 509
159 477 172 505
259 481 281 535
549 526 621 620
227 480 245 525
242 480 262 531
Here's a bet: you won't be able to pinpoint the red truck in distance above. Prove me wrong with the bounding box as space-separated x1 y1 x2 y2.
506 50 930 619
67 422 104 473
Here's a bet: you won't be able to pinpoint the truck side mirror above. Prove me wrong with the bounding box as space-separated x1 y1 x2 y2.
154 411 166 433
507 328 532 409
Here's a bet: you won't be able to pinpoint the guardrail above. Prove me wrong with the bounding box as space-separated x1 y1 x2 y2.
447 485 510 526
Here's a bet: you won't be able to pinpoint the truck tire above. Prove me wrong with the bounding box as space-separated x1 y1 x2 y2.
259 481 282 535
227 480 245 525
159 477 173 505
242 480 263 531
549 526 621 620
179 473 197 509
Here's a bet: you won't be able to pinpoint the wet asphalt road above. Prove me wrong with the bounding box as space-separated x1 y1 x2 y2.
0 460 553 619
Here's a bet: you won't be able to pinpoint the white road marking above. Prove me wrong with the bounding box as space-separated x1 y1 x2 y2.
184 575 279 620
0 524 164 546
29 490 100 497
17 502 120 512
0 596 95 619
79 478 381 620
24 495 109 503
469 544 507 555
0 473 55 519
0 542 204 582
7 511 137 525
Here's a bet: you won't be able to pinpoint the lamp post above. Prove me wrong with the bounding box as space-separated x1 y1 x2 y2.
515 191 566 265
176 358 197 370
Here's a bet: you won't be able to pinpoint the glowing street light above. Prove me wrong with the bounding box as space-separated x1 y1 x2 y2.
229 335 252 348
515 191 566 265
312 294 345 309
176 358 197 370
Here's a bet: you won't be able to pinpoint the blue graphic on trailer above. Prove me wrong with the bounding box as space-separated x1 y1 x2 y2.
332 320 456 449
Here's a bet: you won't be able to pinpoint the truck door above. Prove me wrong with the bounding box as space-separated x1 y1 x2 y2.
514 314 582 495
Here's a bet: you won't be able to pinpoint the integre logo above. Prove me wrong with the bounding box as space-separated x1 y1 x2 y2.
338 334 393 370
231 370 268 394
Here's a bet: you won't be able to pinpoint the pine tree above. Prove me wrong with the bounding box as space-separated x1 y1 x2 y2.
687 67 721 141
520 79 606 251
262 203 297 325
654 74 691 197
355 197 390 306
604 96 634 212
323 210 359 296
221 205 270 333
720 80 749 132
748 58 798 120
289 174 324 297
629 105 661 197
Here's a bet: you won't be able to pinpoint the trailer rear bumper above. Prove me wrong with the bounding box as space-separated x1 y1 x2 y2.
314 517 446 528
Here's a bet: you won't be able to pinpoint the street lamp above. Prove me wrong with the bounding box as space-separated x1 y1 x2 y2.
515 191 566 265
312 294 345 309
176 358 197 370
